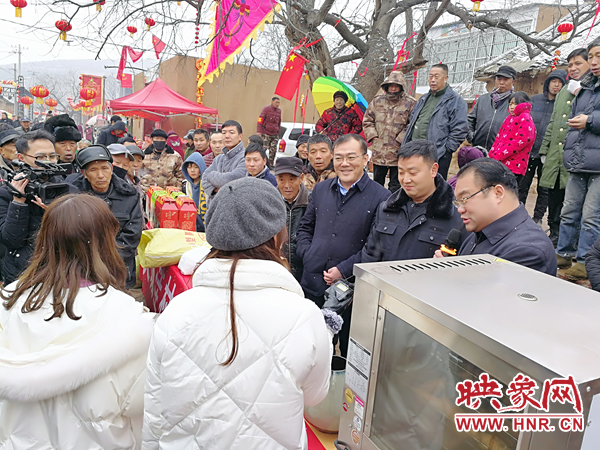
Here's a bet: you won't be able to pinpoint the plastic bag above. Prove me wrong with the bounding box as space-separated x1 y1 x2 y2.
138 228 210 268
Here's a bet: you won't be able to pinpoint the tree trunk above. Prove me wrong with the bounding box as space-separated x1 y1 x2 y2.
355 30 394 101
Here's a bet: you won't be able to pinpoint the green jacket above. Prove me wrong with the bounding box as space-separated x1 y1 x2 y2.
539 85 575 189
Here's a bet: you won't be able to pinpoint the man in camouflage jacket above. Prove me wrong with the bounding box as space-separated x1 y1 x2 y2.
139 129 185 193
363 71 416 192
316 91 362 143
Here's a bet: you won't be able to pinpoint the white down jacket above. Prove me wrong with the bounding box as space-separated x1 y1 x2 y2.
0 284 155 450
142 258 333 450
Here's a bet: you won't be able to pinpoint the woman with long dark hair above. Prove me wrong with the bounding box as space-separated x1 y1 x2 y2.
143 177 332 450
0 193 153 449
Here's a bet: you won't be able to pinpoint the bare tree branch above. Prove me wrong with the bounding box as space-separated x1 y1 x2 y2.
332 52 363 64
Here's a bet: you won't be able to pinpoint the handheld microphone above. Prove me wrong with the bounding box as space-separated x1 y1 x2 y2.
440 228 462 256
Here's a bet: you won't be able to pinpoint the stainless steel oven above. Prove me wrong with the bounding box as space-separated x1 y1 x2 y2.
338 254 600 450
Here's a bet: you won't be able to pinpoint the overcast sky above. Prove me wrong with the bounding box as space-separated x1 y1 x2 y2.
0 0 560 74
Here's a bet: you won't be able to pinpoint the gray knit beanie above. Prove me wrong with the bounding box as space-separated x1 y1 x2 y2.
205 177 286 251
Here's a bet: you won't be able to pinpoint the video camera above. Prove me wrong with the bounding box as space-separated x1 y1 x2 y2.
3 160 70 205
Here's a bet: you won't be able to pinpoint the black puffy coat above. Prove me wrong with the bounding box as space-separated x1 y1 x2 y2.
563 72 600 173
296 173 391 297
530 70 567 159
71 173 143 288
0 178 78 283
586 235 600 292
362 174 468 263
282 183 309 283
467 92 511 150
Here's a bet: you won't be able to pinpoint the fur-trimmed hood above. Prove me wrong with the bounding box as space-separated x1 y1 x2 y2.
382 173 455 219
0 284 154 402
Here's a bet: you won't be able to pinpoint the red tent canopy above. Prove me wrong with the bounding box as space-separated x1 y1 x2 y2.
107 78 218 121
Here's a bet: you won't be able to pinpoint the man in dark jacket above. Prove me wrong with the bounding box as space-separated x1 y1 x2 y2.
96 120 127 146
540 49 590 247
275 157 309 282
296 134 390 356
257 96 282 168
403 64 469 179
245 141 277 186
363 140 466 263
450 158 556 276
519 70 567 220
0 130 77 283
316 91 363 143
71 145 143 288
556 39 600 280
468 65 516 151
14 117 31 134
44 114 81 166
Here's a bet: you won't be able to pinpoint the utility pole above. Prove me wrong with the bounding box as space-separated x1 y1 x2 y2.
13 63 16 118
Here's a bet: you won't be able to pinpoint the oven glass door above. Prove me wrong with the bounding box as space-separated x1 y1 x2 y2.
369 310 518 450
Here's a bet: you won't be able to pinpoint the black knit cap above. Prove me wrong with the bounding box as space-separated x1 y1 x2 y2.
333 90 348 102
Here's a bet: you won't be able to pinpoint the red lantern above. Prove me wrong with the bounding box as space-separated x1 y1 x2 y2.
127 25 137 37
30 85 49 104
10 0 26 18
557 23 574 41
20 96 33 106
0 87 3 95
471 0 483 11
145 17 155 31
93 0 105 11
55 20 72 41
79 87 97 107
45 98 58 107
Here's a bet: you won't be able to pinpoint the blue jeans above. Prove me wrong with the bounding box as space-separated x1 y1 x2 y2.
557 172 600 262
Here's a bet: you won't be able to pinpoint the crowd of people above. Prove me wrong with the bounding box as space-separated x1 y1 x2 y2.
0 39 599 450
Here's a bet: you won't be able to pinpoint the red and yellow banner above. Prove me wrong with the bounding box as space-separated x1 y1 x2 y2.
80 74 103 110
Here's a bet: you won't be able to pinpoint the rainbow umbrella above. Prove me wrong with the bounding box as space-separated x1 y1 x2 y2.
312 77 368 117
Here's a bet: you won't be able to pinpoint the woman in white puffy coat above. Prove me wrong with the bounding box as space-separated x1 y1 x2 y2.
0 194 154 450
143 177 333 450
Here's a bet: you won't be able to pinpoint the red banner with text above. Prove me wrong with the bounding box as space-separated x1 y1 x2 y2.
81 74 103 110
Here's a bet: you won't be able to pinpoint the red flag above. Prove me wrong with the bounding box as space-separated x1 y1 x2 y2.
126 46 144 63
274 51 308 101
152 35 166 59
121 73 133 88
117 47 128 83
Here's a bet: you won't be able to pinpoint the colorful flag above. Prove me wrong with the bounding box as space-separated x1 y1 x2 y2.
202 0 280 83
152 35 166 59
274 52 308 101
121 73 133 88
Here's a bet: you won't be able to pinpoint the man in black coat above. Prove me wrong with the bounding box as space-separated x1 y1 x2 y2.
275 156 309 282
468 65 516 151
0 130 77 283
96 120 127 147
446 158 556 276
518 70 567 220
70 145 143 288
363 140 467 263
296 134 390 356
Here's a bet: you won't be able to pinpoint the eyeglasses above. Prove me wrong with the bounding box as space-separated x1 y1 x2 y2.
452 185 495 208
334 155 361 163
23 153 60 162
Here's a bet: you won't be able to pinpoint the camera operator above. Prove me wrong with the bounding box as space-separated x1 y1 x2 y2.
69 145 143 288
0 130 78 283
